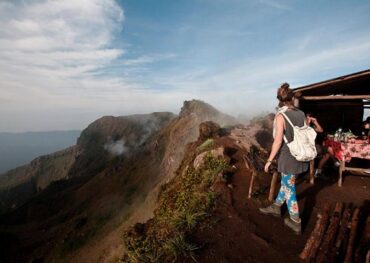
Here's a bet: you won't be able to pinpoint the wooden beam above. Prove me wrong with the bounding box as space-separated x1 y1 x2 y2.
301 102 370 107
294 69 370 93
302 95 370 100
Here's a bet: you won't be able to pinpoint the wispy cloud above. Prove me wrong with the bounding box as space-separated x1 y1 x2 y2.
149 32 370 116
0 0 125 96
256 0 292 10
0 0 178 131
0 0 369 131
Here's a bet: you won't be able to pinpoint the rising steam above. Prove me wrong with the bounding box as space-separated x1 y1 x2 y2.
104 139 127 156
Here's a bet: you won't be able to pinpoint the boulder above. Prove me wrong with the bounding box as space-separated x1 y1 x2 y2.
199 121 221 141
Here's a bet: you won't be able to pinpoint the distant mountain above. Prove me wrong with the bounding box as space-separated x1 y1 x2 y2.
0 130 81 174
0 100 238 263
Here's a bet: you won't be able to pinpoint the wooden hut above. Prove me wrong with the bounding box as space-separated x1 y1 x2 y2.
293 69 370 186
293 69 370 134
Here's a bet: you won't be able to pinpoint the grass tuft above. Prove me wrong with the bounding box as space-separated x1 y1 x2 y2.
196 138 214 152
120 151 229 262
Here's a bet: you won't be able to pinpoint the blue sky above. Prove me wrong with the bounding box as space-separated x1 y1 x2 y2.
0 0 370 131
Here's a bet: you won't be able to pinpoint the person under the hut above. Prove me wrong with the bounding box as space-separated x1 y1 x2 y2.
259 83 308 235
363 116 370 136
305 113 339 178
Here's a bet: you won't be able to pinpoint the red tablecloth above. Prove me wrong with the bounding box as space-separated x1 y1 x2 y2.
324 139 370 162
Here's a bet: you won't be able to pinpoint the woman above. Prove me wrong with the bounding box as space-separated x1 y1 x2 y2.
305 113 333 177
259 83 308 234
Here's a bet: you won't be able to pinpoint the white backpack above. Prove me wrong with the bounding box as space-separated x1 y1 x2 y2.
280 112 317 162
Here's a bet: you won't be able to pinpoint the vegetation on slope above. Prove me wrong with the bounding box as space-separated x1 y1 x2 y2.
121 143 230 262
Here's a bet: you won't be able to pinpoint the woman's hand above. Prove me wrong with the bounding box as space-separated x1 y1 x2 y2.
306 116 312 124
307 116 317 124
264 161 271 173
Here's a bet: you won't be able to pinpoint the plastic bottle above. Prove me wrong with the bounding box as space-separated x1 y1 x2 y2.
334 130 338 142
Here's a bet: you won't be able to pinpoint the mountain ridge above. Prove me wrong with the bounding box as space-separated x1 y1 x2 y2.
0 99 238 263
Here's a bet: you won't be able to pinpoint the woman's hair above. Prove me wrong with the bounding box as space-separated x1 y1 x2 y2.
277 83 294 107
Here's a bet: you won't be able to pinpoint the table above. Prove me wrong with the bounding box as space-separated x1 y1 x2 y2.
323 138 370 186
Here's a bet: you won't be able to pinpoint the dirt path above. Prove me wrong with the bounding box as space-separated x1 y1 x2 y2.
196 134 370 263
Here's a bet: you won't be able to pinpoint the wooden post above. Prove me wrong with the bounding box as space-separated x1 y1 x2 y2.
316 202 343 263
338 160 345 187
243 156 255 199
309 160 315 184
309 204 331 261
242 156 251 170
268 171 279 202
248 170 256 199
354 215 370 262
299 204 330 261
344 208 360 263
299 212 325 261
334 206 352 260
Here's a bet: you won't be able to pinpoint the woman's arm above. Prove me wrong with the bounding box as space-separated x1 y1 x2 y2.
307 116 324 133
264 114 284 172
311 118 324 133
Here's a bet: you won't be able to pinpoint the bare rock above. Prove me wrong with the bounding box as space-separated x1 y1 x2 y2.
199 121 221 141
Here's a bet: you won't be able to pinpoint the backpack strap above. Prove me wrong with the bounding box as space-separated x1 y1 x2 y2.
280 112 293 144
280 112 294 128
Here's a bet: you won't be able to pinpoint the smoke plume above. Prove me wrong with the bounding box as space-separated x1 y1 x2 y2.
104 139 127 156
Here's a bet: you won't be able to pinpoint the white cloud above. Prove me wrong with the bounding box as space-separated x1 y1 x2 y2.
256 0 291 10
0 0 181 132
0 0 124 91
0 1 369 132
149 33 370 117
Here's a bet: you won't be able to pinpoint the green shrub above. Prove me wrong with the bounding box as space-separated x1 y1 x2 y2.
121 153 229 262
196 138 214 152
163 234 199 262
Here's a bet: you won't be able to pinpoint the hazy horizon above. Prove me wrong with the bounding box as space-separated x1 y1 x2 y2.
0 129 81 134
1 0 370 132
0 130 81 174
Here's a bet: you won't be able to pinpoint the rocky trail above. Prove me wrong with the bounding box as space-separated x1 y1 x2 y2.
194 126 370 263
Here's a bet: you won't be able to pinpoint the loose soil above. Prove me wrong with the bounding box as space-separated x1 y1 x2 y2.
196 134 370 263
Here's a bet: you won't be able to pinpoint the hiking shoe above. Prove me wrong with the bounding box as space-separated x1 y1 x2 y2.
284 217 302 235
259 204 281 218
314 169 323 178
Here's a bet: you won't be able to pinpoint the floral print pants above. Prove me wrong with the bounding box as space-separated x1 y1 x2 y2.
275 173 299 218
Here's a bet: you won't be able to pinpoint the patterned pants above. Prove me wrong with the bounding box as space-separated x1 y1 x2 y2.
275 173 299 218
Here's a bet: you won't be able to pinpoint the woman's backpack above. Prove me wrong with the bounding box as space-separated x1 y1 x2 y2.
280 112 317 162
